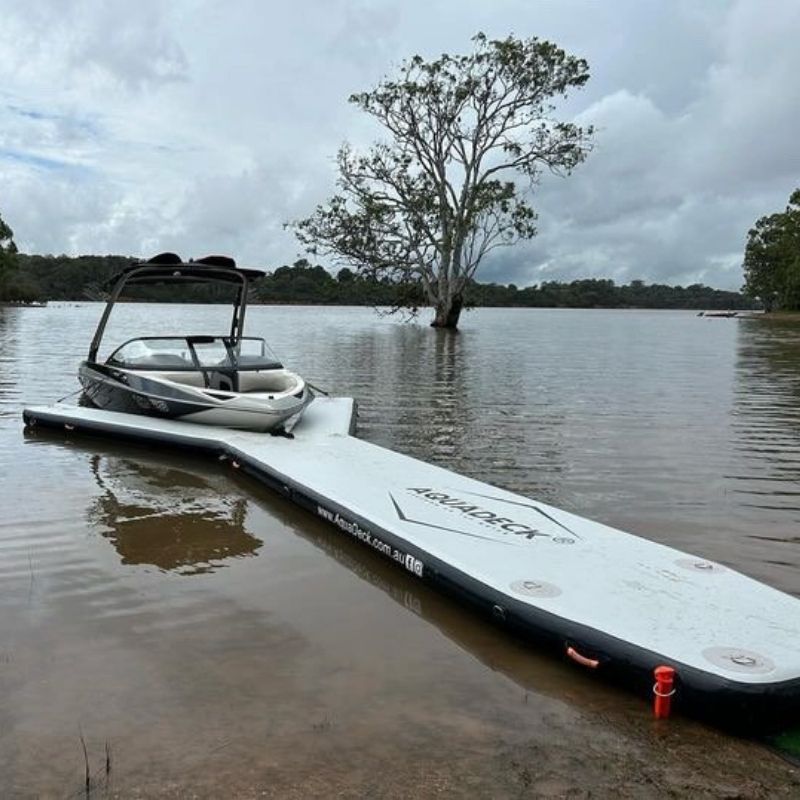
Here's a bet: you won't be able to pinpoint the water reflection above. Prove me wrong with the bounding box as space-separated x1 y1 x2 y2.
732 319 800 522
86 451 262 574
388 327 470 460
28 423 628 719
0 308 21 418
346 317 566 501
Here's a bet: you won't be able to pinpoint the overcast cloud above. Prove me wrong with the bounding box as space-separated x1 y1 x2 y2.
1 0 799 289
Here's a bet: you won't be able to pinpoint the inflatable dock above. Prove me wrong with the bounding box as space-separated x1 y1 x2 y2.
22 399 800 729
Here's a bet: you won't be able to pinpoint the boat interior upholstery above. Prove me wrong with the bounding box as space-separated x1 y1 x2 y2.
138 369 301 395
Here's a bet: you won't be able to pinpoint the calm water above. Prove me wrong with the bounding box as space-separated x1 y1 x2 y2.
1 304 799 797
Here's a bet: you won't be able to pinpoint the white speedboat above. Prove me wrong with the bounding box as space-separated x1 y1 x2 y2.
79 253 312 432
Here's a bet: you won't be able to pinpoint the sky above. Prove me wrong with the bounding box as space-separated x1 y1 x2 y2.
1 0 799 290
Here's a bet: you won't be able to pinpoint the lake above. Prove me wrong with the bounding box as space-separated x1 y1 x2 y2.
1 303 799 796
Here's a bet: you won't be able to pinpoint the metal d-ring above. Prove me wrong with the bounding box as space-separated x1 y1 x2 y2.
653 683 677 698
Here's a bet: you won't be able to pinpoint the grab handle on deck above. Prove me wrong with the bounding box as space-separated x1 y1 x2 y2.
566 645 600 669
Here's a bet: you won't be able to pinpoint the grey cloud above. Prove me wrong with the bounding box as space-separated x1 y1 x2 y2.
1 0 798 291
0 0 187 92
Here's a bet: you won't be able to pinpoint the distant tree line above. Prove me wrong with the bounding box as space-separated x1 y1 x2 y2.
464 277 752 310
3 252 753 310
12 253 136 301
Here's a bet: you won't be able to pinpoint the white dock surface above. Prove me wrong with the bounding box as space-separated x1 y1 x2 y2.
24 398 800 688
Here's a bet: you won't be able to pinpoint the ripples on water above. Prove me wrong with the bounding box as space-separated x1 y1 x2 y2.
1 304 799 604
0 303 799 793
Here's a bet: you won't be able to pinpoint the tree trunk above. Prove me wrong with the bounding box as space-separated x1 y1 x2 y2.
430 293 463 329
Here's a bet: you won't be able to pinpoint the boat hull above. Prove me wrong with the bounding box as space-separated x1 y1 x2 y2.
79 362 310 433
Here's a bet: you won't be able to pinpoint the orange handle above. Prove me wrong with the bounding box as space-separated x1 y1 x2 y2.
566 646 599 669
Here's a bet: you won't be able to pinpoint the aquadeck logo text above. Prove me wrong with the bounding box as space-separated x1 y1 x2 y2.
406 488 550 540
316 505 425 578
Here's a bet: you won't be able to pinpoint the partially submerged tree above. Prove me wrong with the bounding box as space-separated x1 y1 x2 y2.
292 33 593 329
743 189 800 312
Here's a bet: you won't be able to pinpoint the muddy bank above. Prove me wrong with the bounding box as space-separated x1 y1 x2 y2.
6 713 796 798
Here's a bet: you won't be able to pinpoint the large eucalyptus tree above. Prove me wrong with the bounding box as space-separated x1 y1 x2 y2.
292 33 593 329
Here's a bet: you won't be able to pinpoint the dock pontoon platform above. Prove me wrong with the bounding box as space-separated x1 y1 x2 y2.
22 399 800 729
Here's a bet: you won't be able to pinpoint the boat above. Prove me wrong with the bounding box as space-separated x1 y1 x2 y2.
78 252 312 432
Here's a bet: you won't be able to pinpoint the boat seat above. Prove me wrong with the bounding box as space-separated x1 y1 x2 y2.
237 370 298 394
205 371 235 391
136 369 298 394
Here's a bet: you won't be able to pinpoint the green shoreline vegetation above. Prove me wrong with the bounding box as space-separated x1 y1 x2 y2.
1 253 755 310
743 188 800 312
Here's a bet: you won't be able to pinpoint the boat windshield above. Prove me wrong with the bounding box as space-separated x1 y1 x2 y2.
107 336 282 371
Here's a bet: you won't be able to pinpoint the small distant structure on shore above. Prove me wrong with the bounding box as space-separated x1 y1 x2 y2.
697 310 740 318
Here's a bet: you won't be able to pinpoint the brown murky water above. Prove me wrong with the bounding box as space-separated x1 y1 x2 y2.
1 304 799 797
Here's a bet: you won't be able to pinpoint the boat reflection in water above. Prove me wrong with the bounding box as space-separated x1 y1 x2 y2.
87 452 263 574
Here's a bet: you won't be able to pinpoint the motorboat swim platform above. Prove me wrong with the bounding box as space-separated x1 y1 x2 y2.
22 398 800 729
